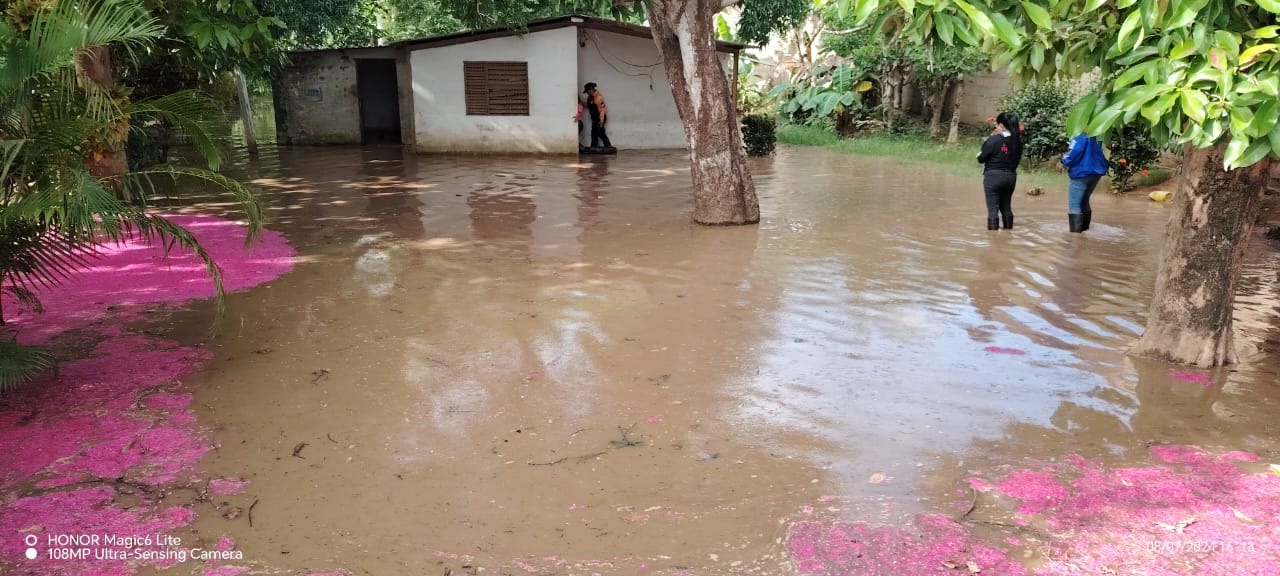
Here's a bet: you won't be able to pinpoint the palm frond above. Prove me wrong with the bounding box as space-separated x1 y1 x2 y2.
123 166 264 245
0 168 134 243
0 0 164 100
134 214 227 323
78 0 166 57
3 285 45 317
127 90 228 170
76 69 127 124
0 219 96 294
0 0 267 389
0 340 56 393
0 139 23 191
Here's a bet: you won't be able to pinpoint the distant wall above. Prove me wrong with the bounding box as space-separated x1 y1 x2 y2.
410 27 579 154
949 70 1013 124
273 47 402 145
928 69 1101 128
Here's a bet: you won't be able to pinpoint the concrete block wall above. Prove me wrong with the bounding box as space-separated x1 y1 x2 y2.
274 47 401 145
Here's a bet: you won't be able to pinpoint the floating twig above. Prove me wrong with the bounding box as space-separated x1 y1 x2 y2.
292 442 308 458
248 499 259 527
610 424 642 448
958 484 979 521
529 457 568 466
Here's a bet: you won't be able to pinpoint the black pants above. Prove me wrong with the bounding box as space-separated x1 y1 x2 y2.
590 115 611 148
983 171 1016 228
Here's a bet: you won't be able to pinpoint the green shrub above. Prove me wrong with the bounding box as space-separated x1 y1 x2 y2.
1129 166 1172 188
1107 124 1162 192
742 114 777 156
999 81 1077 164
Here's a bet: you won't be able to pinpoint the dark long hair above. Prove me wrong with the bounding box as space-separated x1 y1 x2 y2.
996 111 1023 160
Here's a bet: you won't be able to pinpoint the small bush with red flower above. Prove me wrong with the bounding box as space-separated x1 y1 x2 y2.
998 81 1077 165
1106 124 1161 193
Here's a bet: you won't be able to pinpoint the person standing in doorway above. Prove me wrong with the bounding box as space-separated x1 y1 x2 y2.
976 112 1023 230
584 82 612 149
1059 133 1108 233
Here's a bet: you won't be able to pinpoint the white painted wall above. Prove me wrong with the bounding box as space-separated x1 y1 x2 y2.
576 30 688 149
410 27 579 154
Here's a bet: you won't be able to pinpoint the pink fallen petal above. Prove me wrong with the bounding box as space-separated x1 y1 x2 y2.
0 214 295 576
966 477 995 492
1170 370 1215 387
203 567 250 576
787 514 1026 576
1220 451 1260 462
208 477 252 496
983 346 1026 355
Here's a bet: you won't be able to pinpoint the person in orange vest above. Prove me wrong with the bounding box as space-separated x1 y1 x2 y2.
584 82 612 148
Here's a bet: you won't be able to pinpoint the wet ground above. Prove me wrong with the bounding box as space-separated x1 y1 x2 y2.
122 146 1280 574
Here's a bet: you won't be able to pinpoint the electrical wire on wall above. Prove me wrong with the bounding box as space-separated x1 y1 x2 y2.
584 30 661 91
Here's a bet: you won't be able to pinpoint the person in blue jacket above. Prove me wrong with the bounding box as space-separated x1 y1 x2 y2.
1060 134 1109 233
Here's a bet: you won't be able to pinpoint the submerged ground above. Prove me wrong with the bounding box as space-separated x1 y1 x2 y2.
2 146 1279 575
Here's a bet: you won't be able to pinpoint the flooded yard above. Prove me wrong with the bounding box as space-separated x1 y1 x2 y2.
7 145 1280 575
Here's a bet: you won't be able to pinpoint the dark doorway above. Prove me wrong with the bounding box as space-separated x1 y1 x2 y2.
356 59 402 145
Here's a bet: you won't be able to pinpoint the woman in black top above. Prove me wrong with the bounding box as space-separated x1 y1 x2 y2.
976 112 1024 230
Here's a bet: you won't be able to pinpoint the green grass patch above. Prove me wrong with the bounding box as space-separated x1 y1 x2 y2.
1128 166 1174 188
776 124 1063 190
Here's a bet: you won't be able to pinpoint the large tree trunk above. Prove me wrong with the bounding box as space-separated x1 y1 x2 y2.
649 0 759 225
946 77 965 144
1131 144 1273 367
927 80 946 139
79 46 129 185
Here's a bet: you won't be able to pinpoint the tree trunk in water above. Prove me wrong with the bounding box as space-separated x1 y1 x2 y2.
927 80 946 139
1131 144 1273 367
649 0 760 225
946 77 965 144
235 69 259 156
80 46 129 186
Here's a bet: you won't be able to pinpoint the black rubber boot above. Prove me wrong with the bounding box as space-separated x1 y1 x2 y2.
987 218 1000 230
1069 213 1084 233
1001 216 1014 230
1082 210 1092 231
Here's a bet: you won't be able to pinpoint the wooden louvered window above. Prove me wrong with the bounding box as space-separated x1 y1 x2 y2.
464 61 530 116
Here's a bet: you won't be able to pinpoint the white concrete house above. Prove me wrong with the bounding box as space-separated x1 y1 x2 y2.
274 16 745 153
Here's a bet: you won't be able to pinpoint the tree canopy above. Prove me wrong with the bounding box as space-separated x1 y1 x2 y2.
255 0 382 48
837 0 1280 169
434 0 813 46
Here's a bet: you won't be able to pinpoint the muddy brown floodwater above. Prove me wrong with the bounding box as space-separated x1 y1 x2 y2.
140 146 1279 575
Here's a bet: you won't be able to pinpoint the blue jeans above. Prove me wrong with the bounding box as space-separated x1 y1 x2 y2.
1068 174 1102 214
